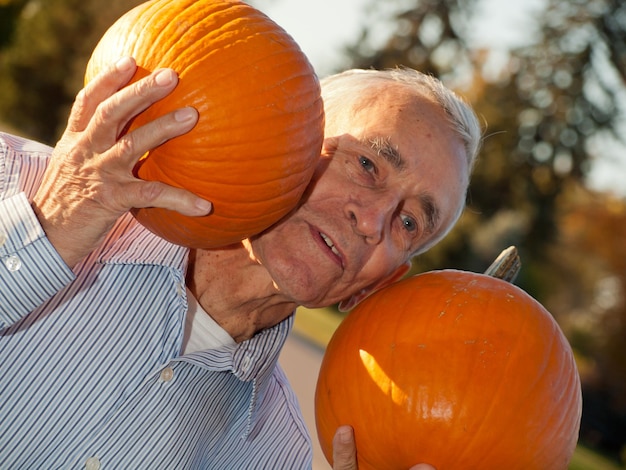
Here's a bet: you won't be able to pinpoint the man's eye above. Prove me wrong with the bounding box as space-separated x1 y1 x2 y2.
359 156 376 173
401 214 417 232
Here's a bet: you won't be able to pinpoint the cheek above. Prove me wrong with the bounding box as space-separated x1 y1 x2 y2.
302 173 348 210
358 246 406 282
299 157 339 203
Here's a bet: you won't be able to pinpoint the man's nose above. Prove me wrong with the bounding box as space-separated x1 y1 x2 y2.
346 195 394 244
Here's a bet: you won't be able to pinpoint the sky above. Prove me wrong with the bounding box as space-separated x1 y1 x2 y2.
252 0 545 75
250 0 370 76
251 0 626 197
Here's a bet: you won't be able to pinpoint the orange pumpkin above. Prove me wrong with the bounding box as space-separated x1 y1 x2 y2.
315 270 582 470
85 0 324 248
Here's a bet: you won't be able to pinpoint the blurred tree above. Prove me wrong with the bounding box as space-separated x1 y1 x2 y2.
344 0 478 84
0 0 144 143
342 0 626 462
0 0 28 49
551 184 626 458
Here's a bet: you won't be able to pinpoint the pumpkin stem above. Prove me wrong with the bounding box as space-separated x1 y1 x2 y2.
484 246 521 283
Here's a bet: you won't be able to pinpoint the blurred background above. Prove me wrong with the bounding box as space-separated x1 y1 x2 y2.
1 0 624 468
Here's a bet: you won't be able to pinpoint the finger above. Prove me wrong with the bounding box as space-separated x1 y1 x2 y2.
410 465 436 470
126 180 212 217
113 106 198 172
332 426 358 470
88 68 181 150
67 57 137 133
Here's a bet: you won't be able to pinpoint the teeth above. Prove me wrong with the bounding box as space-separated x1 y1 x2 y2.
320 232 340 256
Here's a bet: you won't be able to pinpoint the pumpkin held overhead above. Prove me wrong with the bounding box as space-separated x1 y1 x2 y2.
85 0 324 249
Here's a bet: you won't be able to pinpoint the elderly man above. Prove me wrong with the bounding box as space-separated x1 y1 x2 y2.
0 57 480 469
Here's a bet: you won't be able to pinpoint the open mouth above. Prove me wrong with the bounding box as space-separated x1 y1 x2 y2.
310 225 345 268
320 232 343 265
320 232 340 257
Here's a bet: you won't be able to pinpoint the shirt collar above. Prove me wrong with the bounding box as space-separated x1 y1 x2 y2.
179 315 294 438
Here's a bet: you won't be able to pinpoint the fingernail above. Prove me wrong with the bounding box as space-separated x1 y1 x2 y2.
155 68 176 86
175 107 197 122
115 56 134 72
338 426 352 444
195 199 212 214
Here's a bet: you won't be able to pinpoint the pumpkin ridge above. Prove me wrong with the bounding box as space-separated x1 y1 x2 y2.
414 280 477 467
149 136 318 168
176 7 272 56
128 1 174 61
467 277 577 468
180 16 296 70
139 157 309 198
452 287 536 467
129 4 291 81
523 328 579 464
510 363 571 468
146 17 257 77
152 0 240 53
438 297 492 466
544 362 582 464
176 49 313 103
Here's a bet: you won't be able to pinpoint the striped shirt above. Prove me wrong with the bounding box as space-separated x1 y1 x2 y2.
0 133 312 469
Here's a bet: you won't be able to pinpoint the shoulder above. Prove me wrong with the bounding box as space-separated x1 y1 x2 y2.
0 132 53 155
0 132 53 199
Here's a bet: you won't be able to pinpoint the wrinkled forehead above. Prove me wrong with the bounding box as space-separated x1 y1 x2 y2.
323 80 442 136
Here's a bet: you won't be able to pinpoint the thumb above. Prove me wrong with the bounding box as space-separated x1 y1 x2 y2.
332 425 358 470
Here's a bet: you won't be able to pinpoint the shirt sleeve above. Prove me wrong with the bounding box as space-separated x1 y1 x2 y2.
0 192 75 329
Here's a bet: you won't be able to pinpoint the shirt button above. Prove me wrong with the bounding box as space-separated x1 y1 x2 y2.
5 255 21 272
160 366 174 382
85 456 101 470
241 355 252 372
176 282 185 297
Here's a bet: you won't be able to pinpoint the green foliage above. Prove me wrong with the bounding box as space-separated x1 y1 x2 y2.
0 0 145 143
570 444 622 470
0 1 28 48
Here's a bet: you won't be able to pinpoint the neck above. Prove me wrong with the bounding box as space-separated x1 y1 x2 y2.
186 243 298 342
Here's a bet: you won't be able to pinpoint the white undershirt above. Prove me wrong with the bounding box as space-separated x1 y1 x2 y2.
182 288 236 354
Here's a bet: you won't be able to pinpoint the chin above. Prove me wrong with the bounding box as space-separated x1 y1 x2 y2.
277 277 337 308
294 286 348 309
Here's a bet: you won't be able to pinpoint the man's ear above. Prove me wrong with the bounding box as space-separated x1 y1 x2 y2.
338 261 411 313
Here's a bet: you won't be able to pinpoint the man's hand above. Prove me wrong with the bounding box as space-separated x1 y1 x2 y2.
331 425 436 470
32 57 211 268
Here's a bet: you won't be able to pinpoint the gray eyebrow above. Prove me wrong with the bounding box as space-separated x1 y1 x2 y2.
368 136 405 170
419 193 439 235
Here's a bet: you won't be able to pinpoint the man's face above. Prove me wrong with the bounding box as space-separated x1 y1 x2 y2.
250 84 469 308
